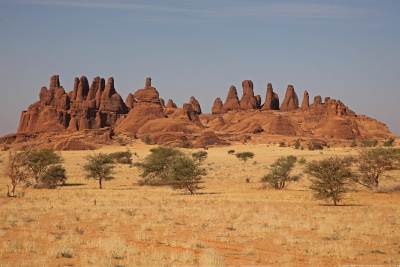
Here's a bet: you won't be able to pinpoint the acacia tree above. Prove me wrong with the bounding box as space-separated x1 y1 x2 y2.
82 153 115 189
4 151 28 197
261 155 300 189
235 152 255 163
305 157 355 206
167 156 206 195
134 146 184 185
135 146 206 194
354 148 400 189
23 149 64 184
40 165 67 189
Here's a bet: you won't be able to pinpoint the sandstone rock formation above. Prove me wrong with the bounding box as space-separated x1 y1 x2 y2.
223 86 242 112
312 95 322 107
166 99 178 108
261 83 279 110
240 80 258 109
300 91 310 109
212 98 224 114
280 85 299 112
189 96 202 114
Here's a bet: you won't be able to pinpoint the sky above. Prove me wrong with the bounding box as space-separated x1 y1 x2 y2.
0 0 399 136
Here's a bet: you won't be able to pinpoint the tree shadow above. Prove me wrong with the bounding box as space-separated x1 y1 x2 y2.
60 183 87 187
319 204 370 207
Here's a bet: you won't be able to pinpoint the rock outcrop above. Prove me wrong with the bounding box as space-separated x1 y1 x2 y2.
166 99 178 108
300 91 309 109
212 98 224 114
261 83 279 110
223 86 242 112
240 80 258 109
280 85 299 111
189 96 202 114
18 75 128 133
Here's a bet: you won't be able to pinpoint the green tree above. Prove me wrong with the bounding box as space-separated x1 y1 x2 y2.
261 155 300 189
109 151 133 164
3 151 28 197
23 149 63 184
143 135 152 145
166 156 206 195
354 148 400 189
235 152 255 163
40 165 67 189
134 146 184 185
192 151 208 163
82 153 115 189
305 157 355 206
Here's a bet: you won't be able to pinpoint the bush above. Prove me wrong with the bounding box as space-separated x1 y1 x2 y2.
305 157 356 206
134 146 184 185
279 142 286 147
40 165 67 189
361 140 378 147
143 135 152 145
227 150 235 155
180 141 191 148
353 148 400 189
192 151 208 163
350 140 358 148
261 155 300 189
23 149 64 184
383 137 395 147
294 140 300 149
297 157 307 164
109 151 133 164
134 146 206 194
235 152 255 163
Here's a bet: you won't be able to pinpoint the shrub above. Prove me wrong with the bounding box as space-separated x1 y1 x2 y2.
383 137 395 147
261 155 300 189
134 146 184 185
82 153 115 189
279 142 286 147
23 149 64 184
143 135 152 145
227 150 235 155
350 140 358 148
39 165 67 189
353 148 400 189
166 155 206 195
297 157 307 164
235 152 255 163
294 140 300 149
192 151 208 163
305 157 356 206
109 151 133 164
134 146 206 194
4 151 28 197
362 140 378 147
181 141 191 148
2 145 10 151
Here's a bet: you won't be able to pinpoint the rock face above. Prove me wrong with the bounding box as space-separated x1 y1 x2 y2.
212 98 224 114
18 75 128 133
189 96 202 114
13 75 394 148
240 80 258 109
280 85 299 112
300 91 310 109
166 99 178 108
223 86 241 112
261 83 279 110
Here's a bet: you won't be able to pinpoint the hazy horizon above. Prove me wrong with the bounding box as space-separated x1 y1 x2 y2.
1 0 399 136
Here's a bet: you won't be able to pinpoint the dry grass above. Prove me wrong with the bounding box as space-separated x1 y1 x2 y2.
0 143 399 266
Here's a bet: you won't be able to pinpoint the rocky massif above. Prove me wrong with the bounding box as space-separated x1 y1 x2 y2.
1 75 394 149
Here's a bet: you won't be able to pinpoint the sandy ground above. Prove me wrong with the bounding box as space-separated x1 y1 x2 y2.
0 142 399 266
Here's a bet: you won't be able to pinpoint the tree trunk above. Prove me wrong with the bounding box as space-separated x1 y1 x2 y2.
99 179 102 189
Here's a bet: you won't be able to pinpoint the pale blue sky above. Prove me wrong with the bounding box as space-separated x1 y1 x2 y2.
0 0 399 136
